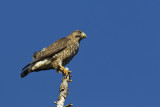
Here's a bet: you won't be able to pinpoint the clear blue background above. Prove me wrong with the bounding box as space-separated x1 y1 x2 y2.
1 0 160 107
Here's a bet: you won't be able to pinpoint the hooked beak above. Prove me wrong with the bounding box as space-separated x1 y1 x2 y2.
81 32 87 38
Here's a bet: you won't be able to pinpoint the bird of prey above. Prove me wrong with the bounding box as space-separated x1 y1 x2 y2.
21 30 87 78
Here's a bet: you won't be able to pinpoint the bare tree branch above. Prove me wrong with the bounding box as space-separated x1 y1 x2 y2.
64 103 73 107
56 73 72 107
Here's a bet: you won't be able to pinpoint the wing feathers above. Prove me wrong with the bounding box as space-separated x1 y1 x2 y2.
22 37 70 71
33 37 70 61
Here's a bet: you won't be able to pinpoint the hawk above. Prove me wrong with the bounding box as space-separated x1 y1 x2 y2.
21 30 87 78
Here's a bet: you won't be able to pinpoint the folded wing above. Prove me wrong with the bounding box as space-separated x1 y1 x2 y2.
22 37 70 71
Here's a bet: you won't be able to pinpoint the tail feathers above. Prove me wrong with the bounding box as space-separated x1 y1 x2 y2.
21 67 32 78
22 62 33 71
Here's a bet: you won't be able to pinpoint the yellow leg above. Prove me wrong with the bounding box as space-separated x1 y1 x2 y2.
59 65 71 75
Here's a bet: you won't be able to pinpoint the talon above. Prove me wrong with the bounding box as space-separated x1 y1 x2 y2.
63 69 71 75
59 65 71 75
69 79 72 82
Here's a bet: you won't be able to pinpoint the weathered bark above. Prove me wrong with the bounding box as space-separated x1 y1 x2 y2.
55 73 73 107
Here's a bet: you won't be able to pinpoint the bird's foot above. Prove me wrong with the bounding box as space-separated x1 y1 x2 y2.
63 68 71 76
59 65 71 75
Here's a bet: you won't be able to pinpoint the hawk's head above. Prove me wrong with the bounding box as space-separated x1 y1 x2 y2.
67 30 87 41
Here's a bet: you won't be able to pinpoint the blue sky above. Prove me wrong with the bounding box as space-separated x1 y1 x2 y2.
1 0 160 107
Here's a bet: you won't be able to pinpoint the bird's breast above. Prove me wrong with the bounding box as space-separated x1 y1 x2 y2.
61 42 79 65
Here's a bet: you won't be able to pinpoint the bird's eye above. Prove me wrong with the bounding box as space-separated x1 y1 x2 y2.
78 31 81 34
